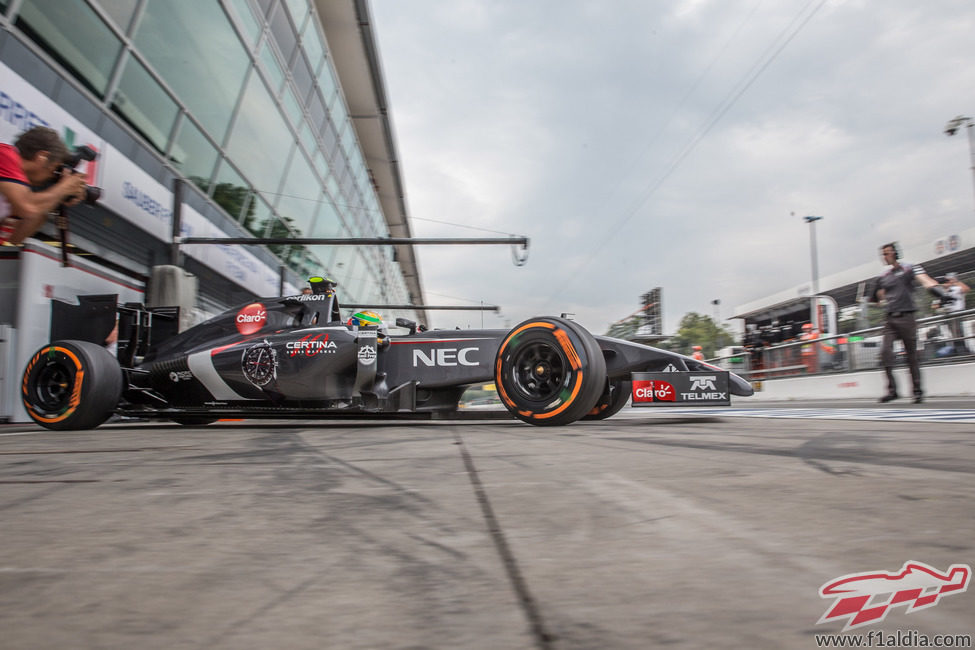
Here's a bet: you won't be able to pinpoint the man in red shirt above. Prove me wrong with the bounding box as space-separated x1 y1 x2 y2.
1 126 87 246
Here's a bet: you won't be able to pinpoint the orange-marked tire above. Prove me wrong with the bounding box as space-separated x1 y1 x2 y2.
22 340 122 430
495 317 606 426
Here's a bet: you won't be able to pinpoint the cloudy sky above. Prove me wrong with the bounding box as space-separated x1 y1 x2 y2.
368 0 975 335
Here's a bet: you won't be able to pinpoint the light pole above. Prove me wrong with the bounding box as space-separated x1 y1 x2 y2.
944 115 975 214
804 215 823 327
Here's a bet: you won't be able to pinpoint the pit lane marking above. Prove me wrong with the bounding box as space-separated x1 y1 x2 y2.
642 408 975 423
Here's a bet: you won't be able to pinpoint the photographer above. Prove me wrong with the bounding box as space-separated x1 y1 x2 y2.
1 126 87 246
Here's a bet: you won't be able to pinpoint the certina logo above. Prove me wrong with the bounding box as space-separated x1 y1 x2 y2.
358 345 376 365
412 347 480 367
632 379 675 402
689 376 717 391
286 334 337 357
236 302 267 335
169 370 193 383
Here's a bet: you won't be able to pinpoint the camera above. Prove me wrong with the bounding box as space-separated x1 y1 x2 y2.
54 145 102 205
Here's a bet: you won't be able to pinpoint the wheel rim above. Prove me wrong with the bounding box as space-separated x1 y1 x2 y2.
34 362 74 412
511 340 568 402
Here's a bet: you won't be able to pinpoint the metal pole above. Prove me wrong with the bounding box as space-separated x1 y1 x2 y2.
171 178 183 266
967 120 975 215
179 236 529 247
804 215 823 328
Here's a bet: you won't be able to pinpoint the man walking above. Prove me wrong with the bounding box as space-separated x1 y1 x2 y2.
872 243 950 403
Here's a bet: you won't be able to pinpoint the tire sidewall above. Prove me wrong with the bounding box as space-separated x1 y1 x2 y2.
22 340 122 430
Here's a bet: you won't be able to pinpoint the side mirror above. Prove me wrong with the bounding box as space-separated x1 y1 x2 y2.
395 317 417 335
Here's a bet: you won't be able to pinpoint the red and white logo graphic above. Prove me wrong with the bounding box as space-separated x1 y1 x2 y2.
285 333 337 357
818 561 971 631
632 379 676 403
236 302 267 335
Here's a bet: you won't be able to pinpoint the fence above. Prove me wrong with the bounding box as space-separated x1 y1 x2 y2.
711 309 975 380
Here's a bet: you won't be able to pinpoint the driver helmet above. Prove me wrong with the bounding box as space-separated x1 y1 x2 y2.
348 310 387 335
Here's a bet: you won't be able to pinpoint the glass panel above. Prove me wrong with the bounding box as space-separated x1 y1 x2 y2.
301 19 325 75
284 0 308 32
111 57 178 152
135 1 249 139
170 117 219 188
281 83 304 126
311 194 341 237
313 148 330 180
226 0 263 48
297 119 316 159
246 192 272 236
317 60 338 108
276 150 319 236
16 0 122 96
211 158 252 223
96 0 138 32
291 50 314 103
307 91 325 134
258 41 285 95
268 3 296 64
225 73 294 196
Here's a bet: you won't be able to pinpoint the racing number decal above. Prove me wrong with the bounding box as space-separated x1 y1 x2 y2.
22 346 85 424
496 321 585 420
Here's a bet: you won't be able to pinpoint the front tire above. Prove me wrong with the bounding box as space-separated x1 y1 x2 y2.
22 340 123 430
495 317 606 426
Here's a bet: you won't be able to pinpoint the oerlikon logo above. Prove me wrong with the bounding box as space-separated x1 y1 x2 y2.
236 302 267 335
818 561 971 631
631 379 676 403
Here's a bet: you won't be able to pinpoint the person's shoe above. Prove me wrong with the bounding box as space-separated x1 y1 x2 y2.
879 393 898 403
913 392 924 404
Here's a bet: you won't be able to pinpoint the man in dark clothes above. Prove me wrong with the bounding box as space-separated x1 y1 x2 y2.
872 242 952 403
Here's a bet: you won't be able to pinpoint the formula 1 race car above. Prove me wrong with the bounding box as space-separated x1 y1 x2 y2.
21 278 753 430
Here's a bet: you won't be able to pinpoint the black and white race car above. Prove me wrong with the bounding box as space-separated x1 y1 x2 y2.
21 278 753 430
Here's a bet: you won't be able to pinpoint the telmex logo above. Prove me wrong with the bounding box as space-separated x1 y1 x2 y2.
236 302 267 335
689 375 717 391
632 379 676 402
412 347 480 367
286 334 337 357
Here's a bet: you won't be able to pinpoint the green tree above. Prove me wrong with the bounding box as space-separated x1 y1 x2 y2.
669 312 735 358
604 315 642 340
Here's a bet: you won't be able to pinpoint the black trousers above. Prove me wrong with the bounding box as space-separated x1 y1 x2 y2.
881 312 920 395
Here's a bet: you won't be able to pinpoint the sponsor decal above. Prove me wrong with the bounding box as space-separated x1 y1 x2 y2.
689 375 717 391
286 333 337 357
817 561 971 631
241 339 277 387
169 370 193 383
358 345 377 365
632 379 675 403
236 302 267 335
286 293 329 301
662 364 679 372
412 346 480 367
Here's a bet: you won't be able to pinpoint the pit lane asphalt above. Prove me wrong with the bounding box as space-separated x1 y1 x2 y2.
1 407 973 649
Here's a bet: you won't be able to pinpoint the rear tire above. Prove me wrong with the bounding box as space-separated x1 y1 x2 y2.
495 317 606 426
22 340 123 430
582 378 631 420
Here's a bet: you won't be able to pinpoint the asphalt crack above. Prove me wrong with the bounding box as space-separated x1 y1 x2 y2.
452 431 556 650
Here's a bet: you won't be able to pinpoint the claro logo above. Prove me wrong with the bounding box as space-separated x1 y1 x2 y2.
632 379 676 402
236 302 267 335
412 347 480 367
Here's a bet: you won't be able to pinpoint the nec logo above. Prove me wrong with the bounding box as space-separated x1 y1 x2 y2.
632 379 675 402
689 375 717 391
412 347 480 367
